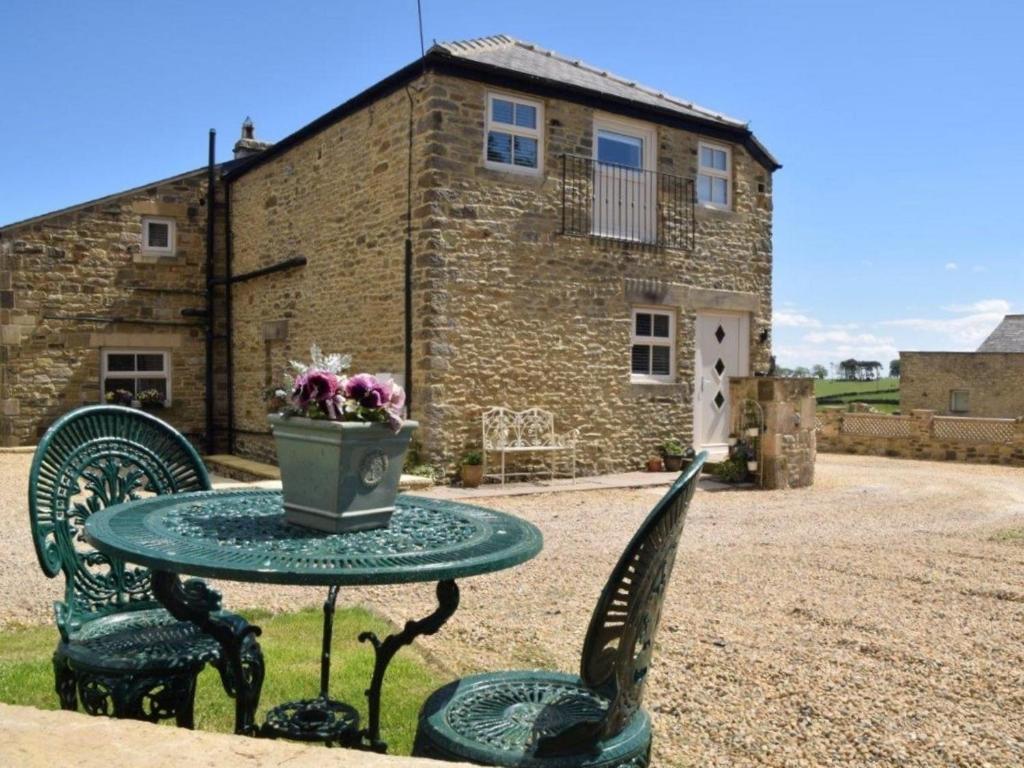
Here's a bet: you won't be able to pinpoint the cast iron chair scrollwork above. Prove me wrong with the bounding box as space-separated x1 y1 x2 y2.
28 405 264 727
413 452 707 767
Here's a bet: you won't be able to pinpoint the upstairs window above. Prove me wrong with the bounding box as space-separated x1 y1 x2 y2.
101 350 171 405
142 217 176 256
631 309 675 382
485 93 542 173
697 142 731 209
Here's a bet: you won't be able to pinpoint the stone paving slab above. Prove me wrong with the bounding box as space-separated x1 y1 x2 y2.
0 703 471 768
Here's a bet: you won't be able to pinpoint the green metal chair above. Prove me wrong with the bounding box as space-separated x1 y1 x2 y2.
28 405 263 727
413 452 707 767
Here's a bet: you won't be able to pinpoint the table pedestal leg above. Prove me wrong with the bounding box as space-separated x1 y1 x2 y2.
358 579 460 752
151 571 264 736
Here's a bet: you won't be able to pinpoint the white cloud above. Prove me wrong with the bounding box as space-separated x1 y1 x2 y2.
881 298 1011 348
972 265 988 273
803 330 895 346
945 261 958 271
774 309 822 328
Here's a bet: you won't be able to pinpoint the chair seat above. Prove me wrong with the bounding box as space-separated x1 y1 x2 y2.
59 607 227 673
415 671 651 767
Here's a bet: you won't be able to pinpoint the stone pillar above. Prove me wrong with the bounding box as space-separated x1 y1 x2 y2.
729 376 816 489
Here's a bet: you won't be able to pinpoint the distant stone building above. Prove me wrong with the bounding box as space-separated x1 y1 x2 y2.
1 35 780 472
901 315 1024 418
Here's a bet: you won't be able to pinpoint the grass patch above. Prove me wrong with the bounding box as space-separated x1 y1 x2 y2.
0 605 444 754
990 528 1024 545
815 377 901 413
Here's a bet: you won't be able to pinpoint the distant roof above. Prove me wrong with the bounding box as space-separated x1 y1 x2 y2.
0 158 246 232
228 34 779 180
977 315 1024 352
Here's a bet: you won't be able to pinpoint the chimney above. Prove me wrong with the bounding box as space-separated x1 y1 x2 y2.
233 117 272 159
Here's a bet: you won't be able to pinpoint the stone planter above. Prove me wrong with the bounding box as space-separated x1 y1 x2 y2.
646 456 664 472
268 414 418 533
460 463 484 488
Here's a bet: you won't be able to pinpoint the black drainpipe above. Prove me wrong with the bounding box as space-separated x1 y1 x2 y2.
204 129 216 454
225 182 235 454
403 85 415 414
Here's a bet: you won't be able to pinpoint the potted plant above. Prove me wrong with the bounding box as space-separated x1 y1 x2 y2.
267 344 417 533
105 388 133 407
136 388 166 410
460 449 484 488
661 438 686 472
646 455 664 472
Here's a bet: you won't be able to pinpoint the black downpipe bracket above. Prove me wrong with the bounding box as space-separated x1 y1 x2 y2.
204 130 216 454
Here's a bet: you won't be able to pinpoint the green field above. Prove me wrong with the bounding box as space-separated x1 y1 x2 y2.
0 606 443 754
814 377 900 413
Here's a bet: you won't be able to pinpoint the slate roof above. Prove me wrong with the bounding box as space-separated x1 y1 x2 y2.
433 35 747 128
977 315 1024 352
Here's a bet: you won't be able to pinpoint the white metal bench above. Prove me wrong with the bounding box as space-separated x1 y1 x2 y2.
481 406 580 485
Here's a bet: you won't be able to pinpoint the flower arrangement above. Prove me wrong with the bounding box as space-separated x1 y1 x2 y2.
137 389 165 408
105 389 133 406
272 344 406 432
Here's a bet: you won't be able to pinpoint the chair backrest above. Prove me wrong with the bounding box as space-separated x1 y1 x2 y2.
482 407 556 450
28 405 211 634
579 452 706 739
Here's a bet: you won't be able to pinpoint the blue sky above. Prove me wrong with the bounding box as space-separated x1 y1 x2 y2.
2 1 1021 370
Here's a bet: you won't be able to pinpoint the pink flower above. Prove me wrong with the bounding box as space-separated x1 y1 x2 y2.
343 373 389 409
291 369 340 408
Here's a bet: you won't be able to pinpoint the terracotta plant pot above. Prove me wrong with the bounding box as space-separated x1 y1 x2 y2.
663 455 684 472
646 457 664 472
460 463 484 488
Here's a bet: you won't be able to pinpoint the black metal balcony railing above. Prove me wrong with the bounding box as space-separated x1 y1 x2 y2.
559 154 695 250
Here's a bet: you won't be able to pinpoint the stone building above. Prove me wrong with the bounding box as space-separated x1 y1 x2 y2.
901 315 1024 418
2 35 780 472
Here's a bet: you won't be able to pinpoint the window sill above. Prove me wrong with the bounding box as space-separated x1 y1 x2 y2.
134 252 183 265
695 204 737 219
480 163 545 181
628 381 686 398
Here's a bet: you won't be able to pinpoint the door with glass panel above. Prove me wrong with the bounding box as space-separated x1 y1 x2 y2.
694 313 749 452
592 118 656 242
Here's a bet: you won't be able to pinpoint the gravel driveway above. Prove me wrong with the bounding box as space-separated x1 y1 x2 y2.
2 452 1023 766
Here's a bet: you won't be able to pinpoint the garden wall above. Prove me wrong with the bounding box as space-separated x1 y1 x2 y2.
816 407 1024 467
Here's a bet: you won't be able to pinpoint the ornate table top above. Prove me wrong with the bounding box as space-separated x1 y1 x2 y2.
85 490 543 586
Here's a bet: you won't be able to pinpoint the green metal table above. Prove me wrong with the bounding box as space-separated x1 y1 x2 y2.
84 489 542 751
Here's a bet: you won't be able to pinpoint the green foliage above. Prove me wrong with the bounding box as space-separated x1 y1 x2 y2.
461 449 483 466
0 606 442 755
712 456 748 483
660 438 685 456
814 377 901 413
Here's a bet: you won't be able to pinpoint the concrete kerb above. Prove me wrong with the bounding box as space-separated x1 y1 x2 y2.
0 703 472 768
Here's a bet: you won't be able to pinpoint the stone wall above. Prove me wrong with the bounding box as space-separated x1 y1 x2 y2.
228 70 774 473
0 171 223 446
730 376 815 489
228 83 431 463
411 73 774 473
817 408 1024 467
901 351 1024 418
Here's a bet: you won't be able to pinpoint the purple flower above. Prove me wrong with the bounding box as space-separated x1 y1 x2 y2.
291 369 340 408
343 373 389 409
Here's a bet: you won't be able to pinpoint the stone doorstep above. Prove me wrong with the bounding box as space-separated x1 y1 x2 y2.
204 453 434 491
0 703 472 768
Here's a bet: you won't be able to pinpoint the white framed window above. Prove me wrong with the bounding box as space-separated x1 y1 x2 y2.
484 92 543 174
697 142 731 209
141 217 176 255
631 308 675 382
950 389 969 414
101 350 172 405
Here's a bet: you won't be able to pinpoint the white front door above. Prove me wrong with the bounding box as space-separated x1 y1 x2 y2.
695 312 750 452
592 116 657 243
